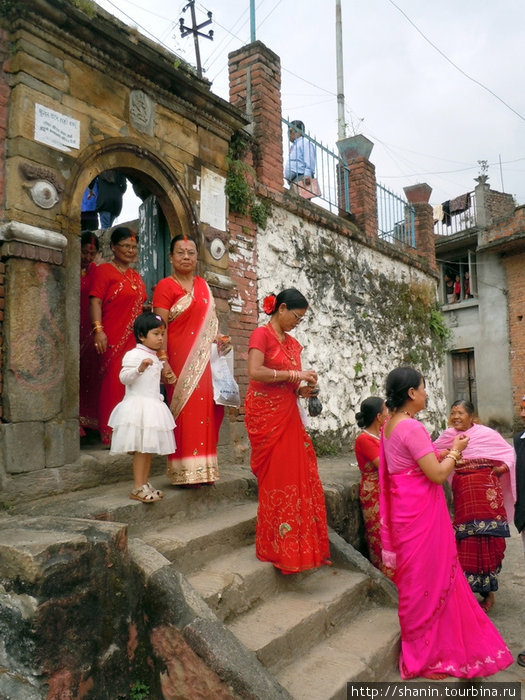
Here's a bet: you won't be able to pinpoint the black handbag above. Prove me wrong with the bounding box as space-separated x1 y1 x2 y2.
308 392 322 417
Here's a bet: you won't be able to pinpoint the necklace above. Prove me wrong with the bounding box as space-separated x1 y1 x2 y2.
399 410 414 418
267 322 297 366
363 429 380 440
112 261 137 290
171 273 194 295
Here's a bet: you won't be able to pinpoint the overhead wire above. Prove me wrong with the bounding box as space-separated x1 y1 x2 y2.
386 0 525 121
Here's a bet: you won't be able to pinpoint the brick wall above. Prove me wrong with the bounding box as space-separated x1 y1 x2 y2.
503 252 525 412
486 189 515 223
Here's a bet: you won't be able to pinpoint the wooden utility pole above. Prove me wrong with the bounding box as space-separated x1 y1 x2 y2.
179 0 213 78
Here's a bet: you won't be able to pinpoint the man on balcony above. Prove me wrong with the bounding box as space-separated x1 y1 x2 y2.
284 120 317 189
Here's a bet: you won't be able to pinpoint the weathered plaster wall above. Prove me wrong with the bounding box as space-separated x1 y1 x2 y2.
255 205 448 450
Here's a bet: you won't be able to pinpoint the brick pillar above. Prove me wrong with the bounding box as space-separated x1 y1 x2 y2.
228 41 283 194
337 136 378 241
346 157 378 241
404 183 436 271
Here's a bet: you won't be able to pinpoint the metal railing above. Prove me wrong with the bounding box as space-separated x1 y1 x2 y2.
377 182 416 248
282 118 351 215
433 192 477 236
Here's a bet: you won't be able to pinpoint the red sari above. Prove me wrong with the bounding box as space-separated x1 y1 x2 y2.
354 431 390 574
244 325 330 574
152 276 223 485
79 262 99 434
89 263 146 444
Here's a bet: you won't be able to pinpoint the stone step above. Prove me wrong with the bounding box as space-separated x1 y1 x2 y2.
11 465 258 531
139 501 258 575
187 543 281 622
275 606 400 700
227 566 371 672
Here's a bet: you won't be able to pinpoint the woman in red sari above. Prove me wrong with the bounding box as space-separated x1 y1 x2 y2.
79 231 100 439
379 367 512 679
434 400 515 612
354 396 390 575
90 227 146 445
244 288 330 575
153 235 224 486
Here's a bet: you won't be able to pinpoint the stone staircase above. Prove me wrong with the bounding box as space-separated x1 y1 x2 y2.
10 450 400 699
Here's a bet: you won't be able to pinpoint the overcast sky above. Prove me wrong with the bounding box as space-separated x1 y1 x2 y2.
94 0 525 220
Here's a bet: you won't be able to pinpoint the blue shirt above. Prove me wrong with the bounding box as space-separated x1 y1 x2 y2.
284 136 317 181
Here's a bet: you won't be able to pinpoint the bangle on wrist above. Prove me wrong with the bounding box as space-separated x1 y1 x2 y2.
273 369 277 382
92 322 104 334
158 352 168 361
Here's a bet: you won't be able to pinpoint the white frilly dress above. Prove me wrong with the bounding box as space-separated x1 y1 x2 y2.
109 344 175 455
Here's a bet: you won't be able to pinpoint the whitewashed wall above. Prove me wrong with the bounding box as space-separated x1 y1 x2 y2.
255 205 448 451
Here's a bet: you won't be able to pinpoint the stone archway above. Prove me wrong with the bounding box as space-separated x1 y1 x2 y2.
65 138 199 241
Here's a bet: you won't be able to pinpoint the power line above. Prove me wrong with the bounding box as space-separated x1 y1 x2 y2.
386 0 525 121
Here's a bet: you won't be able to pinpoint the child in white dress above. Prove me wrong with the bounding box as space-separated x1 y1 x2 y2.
109 312 176 503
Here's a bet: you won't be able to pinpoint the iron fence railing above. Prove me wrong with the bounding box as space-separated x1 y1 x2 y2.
377 182 416 248
282 118 351 215
433 192 477 236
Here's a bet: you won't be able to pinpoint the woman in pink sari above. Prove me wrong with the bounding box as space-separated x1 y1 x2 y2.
380 366 512 679
153 235 224 486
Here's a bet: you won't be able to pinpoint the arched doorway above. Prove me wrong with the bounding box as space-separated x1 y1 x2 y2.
66 141 199 444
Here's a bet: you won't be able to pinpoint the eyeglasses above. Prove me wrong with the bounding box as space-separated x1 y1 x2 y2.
115 244 138 252
290 309 305 323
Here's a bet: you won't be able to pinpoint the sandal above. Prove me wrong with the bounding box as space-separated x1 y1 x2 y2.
479 592 494 613
145 482 164 499
517 652 525 667
130 484 161 503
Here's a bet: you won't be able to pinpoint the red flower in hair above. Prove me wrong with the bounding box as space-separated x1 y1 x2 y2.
262 294 277 315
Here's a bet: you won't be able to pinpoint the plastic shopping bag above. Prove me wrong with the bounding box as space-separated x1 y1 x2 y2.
210 344 240 407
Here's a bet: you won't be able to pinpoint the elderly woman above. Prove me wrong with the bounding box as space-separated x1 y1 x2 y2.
90 227 146 445
244 288 330 575
379 367 512 679
434 400 516 612
153 235 225 487
354 396 391 575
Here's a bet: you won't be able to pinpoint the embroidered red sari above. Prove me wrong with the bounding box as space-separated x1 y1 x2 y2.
152 276 223 485
354 431 391 576
89 263 146 444
79 262 99 433
244 325 330 574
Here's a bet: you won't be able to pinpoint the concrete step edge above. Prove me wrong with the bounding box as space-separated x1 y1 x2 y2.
274 606 400 699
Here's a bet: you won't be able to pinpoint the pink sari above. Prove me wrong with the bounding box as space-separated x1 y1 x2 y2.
379 419 512 679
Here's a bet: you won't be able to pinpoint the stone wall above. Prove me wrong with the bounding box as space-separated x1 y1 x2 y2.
254 204 448 450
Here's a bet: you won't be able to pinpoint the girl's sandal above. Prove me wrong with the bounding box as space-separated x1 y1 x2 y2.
130 484 161 503
145 482 164 499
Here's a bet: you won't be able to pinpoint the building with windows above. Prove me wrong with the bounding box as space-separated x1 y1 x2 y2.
435 177 522 431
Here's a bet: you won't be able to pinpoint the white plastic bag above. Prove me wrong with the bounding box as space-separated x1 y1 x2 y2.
210 344 240 407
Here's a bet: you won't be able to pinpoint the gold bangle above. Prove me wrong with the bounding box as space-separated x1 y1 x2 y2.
273 369 277 381
448 449 462 460
92 322 104 334
446 452 459 464
158 352 168 361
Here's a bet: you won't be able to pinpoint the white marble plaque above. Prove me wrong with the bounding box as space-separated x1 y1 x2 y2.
34 104 80 152
200 168 226 231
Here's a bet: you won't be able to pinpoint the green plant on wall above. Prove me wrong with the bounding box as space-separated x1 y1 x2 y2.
70 0 97 18
226 131 270 228
378 279 450 372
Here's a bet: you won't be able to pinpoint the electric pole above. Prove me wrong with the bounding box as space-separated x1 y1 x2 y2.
335 0 346 140
179 0 214 78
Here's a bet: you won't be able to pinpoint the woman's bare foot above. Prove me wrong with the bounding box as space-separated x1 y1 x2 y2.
480 592 494 613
